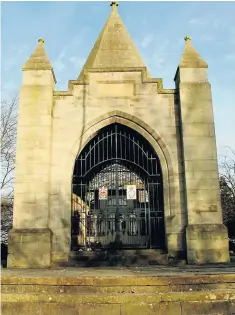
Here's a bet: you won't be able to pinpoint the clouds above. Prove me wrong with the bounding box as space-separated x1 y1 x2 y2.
51 29 90 89
1 1 235 155
188 15 221 29
134 33 179 86
1 43 31 100
226 54 235 62
53 50 67 73
52 49 86 88
140 34 154 49
70 57 86 70
2 44 29 72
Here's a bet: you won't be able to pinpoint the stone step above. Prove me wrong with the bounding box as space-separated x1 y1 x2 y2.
2 300 235 315
2 290 235 302
2 273 235 315
2 290 235 315
69 249 166 258
68 249 176 266
2 273 235 294
2 282 235 295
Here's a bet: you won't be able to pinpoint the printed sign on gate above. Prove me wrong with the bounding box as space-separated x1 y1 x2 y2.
138 190 149 203
99 186 108 200
126 185 136 200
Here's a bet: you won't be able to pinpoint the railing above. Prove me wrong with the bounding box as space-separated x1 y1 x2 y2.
71 210 164 250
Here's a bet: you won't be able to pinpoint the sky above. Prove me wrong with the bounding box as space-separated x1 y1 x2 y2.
1 1 235 159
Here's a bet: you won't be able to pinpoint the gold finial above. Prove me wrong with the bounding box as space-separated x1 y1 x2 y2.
38 38 45 44
110 1 118 8
184 36 191 42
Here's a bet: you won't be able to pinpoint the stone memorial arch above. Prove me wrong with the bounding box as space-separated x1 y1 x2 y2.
8 2 229 268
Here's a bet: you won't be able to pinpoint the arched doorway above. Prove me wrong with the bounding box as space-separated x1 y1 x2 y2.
71 123 165 251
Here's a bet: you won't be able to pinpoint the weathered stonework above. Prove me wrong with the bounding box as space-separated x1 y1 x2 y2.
186 224 230 264
7 229 52 268
2 270 235 315
8 4 229 268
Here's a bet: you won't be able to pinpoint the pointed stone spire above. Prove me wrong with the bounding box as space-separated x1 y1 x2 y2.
110 1 119 9
23 38 53 70
179 36 208 68
78 2 148 79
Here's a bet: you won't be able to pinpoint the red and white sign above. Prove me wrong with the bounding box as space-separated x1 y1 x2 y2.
138 190 149 203
99 186 108 200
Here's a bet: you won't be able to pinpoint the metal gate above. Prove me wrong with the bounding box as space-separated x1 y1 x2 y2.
72 123 164 250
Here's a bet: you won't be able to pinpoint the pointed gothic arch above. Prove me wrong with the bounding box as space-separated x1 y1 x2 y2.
68 111 177 251
68 111 176 215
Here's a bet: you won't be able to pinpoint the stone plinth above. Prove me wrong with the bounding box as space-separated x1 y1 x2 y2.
7 228 52 268
186 224 230 264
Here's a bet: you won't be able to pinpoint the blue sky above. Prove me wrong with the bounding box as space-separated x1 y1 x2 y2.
1 1 235 158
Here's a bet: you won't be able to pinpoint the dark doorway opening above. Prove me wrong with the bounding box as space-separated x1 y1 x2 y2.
71 123 165 251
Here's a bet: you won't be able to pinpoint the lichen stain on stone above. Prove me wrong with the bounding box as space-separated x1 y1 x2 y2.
209 293 217 300
230 294 235 300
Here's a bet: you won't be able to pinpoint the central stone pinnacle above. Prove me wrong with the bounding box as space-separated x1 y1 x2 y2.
38 38 45 44
110 1 118 8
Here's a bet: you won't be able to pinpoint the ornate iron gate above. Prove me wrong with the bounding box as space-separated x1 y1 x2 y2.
72 123 164 250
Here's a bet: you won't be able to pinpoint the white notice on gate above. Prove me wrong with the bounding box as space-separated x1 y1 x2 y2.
126 185 136 200
99 186 108 200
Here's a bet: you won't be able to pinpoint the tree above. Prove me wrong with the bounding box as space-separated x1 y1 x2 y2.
1 95 18 196
1 94 18 244
1 199 13 244
219 147 235 237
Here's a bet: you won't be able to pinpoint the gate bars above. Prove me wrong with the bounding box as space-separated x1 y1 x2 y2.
72 123 165 250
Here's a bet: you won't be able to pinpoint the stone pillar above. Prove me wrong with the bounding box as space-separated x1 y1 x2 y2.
175 36 229 264
8 39 56 268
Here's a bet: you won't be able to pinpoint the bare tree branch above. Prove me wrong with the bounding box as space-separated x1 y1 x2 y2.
219 147 235 227
1 94 18 195
1 94 18 244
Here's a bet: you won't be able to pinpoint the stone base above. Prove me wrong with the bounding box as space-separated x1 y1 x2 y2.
7 228 52 268
166 232 186 260
51 253 70 267
2 270 235 315
186 224 230 264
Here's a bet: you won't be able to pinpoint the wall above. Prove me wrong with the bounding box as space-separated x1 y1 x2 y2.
50 69 185 262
